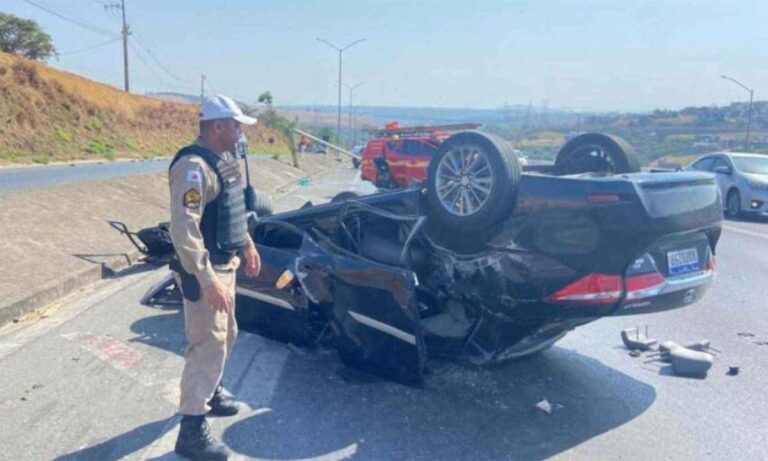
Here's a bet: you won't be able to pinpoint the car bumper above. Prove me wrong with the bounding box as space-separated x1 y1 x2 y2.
744 188 768 214
612 268 714 316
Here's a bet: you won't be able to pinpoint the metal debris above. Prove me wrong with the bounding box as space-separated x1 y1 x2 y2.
670 348 714 377
621 326 657 351
535 399 553 414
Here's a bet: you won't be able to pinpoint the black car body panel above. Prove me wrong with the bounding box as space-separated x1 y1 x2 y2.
228 169 721 383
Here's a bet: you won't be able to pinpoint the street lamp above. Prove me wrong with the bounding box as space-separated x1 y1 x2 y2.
344 81 364 147
721 74 754 150
316 37 366 153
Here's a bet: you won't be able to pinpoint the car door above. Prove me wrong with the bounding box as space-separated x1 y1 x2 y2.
384 140 410 186
403 139 436 183
236 221 312 343
296 235 427 384
710 155 733 197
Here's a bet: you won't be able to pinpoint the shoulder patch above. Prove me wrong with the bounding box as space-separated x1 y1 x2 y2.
186 169 202 183
183 188 202 209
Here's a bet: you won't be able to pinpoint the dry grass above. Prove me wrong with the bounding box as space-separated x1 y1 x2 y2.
0 51 288 164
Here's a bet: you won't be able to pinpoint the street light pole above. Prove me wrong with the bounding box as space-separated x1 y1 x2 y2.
317 37 366 152
721 75 755 150
344 82 364 147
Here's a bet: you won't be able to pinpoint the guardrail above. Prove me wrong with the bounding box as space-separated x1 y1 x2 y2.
292 128 361 160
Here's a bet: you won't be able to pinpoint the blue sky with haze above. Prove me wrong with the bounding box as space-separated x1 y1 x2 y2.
3 0 766 112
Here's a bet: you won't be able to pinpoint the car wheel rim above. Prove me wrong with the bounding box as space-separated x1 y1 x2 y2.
435 143 493 216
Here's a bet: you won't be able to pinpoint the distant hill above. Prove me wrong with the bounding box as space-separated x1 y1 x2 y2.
0 52 287 165
281 104 574 128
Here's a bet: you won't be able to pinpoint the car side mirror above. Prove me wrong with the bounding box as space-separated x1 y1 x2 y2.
713 165 732 175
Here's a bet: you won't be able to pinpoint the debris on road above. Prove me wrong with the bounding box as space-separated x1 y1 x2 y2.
535 399 553 414
621 326 657 351
727 366 740 376
629 350 643 357
643 339 717 377
669 348 714 377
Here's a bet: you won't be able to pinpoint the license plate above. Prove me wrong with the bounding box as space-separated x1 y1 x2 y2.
667 247 700 275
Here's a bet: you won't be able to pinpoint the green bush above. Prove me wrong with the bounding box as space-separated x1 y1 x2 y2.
125 138 140 151
85 138 114 156
54 125 72 143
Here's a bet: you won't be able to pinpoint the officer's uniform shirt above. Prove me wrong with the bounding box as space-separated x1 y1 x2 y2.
168 139 254 288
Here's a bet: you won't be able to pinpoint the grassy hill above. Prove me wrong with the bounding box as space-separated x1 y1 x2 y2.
0 51 288 165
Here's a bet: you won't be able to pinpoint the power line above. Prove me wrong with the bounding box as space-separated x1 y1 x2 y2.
21 0 118 38
130 32 190 83
127 40 166 84
57 37 120 56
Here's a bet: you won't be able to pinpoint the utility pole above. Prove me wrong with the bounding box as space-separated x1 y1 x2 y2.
316 37 366 152
106 0 130 92
201 74 206 104
721 75 755 150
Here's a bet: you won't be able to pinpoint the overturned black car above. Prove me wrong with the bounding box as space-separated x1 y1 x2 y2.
140 131 722 384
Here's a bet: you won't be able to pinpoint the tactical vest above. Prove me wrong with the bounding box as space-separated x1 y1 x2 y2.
170 144 249 264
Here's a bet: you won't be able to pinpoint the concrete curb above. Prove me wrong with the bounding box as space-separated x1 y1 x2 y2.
0 163 347 326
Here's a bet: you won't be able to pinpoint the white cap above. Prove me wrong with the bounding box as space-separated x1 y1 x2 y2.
200 94 257 125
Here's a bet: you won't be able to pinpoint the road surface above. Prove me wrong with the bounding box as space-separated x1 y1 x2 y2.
0 168 766 460
0 155 274 196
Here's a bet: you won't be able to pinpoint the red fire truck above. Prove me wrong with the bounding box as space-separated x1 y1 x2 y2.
360 122 481 189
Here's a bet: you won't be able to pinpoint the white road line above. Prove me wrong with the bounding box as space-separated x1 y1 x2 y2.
723 224 768 240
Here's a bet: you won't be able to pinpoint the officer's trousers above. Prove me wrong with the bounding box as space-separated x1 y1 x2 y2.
177 267 238 415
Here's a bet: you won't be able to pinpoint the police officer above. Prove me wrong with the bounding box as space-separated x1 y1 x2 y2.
169 95 261 460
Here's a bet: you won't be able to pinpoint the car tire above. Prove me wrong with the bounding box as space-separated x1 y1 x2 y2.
555 132 640 175
425 131 521 232
726 189 741 218
331 191 360 203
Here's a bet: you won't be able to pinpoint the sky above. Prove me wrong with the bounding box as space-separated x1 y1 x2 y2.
2 0 767 112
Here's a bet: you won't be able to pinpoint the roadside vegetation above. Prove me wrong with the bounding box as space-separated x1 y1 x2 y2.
0 50 289 165
486 103 768 167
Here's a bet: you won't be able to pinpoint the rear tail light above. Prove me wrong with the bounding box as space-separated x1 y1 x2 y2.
546 274 623 305
707 258 716 272
625 272 666 300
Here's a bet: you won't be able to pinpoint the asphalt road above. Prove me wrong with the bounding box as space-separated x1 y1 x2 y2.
0 168 766 460
0 155 274 196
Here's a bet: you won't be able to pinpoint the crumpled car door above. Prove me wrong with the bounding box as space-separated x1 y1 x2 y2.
298 238 426 384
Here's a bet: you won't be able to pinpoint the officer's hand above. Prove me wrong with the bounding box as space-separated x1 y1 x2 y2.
243 245 262 278
203 280 233 313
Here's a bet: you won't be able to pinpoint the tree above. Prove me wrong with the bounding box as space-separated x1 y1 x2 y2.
257 91 273 107
0 13 55 61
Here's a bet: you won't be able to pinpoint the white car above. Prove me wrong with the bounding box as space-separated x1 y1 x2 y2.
685 152 768 217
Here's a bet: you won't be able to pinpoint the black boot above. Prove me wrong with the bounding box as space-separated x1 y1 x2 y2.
208 384 243 417
174 415 231 461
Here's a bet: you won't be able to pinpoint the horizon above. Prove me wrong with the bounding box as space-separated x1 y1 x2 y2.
3 0 766 113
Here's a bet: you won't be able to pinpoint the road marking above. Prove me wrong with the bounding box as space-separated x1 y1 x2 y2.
723 224 768 240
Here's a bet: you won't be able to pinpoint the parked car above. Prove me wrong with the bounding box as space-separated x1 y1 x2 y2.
140 131 722 384
684 152 768 217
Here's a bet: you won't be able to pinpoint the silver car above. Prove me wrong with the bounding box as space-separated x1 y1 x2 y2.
685 152 768 217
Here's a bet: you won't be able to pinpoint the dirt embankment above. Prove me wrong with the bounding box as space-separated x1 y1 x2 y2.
0 51 288 165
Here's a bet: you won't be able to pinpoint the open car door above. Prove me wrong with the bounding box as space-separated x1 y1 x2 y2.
236 221 313 344
297 235 427 384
